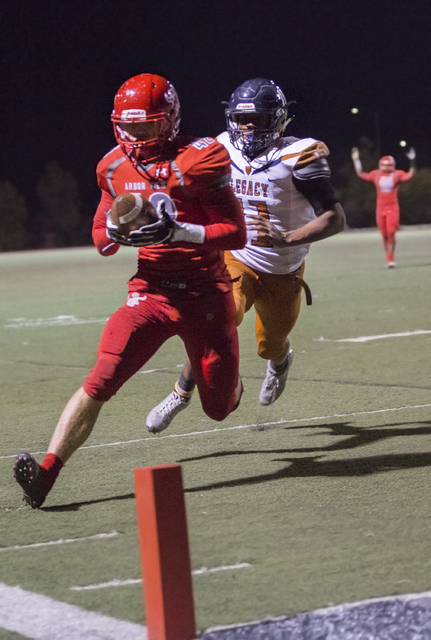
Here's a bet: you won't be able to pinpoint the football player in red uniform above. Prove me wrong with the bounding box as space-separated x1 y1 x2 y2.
146 78 346 433
351 147 416 267
13 73 246 508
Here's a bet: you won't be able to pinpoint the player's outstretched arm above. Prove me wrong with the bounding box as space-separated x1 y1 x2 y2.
246 203 345 248
405 147 416 178
351 147 364 177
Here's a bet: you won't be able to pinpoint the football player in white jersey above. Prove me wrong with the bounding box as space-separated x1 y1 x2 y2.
146 78 345 433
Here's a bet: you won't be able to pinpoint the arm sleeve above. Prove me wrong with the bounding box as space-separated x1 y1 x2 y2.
397 170 413 183
359 170 376 182
198 183 246 249
292 176 339 216
92 190 120 256
185 140 247 250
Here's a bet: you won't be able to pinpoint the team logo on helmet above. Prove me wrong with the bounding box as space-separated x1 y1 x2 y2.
164 86 176 104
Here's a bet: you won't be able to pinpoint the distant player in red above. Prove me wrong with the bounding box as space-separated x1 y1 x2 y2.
351 147 416 267
13 73 246 508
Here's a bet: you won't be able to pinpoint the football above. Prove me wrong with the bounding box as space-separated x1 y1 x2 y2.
110 193 158 237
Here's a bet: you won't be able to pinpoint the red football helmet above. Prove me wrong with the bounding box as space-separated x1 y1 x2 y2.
111 74 181 165
379 155 396 173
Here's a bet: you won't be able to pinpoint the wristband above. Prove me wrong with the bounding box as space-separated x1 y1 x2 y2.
172 222 205 244
353 159 362 172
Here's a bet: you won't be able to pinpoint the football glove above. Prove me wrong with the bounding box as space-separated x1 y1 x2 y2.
106 204 174 247
406 147 416 161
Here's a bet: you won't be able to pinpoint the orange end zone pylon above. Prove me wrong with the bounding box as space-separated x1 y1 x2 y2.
134 464 197 640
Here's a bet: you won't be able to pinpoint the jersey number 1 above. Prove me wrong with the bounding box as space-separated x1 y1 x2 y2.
248 200 272 247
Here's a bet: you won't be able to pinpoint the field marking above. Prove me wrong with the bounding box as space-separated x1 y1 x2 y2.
2 403 430 461
0 531 119 552
203 590 431 636
70 563 252 591
139 363 185 374
0 582 146 639
315 329 431 343
3 315 108 329
193 562 251 575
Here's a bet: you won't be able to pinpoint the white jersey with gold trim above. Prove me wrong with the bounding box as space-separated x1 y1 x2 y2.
217 131 330 274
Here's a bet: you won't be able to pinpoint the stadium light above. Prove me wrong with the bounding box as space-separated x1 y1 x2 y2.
350 107 381 157
399 140 407 147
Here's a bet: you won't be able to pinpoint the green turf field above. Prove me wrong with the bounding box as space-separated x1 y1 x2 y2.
1 227 430 634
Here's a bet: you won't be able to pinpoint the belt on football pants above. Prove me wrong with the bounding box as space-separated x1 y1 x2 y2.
288 273 312 306
159 278 188 290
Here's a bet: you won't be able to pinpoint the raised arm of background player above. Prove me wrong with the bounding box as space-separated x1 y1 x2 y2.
246 156 346 247
351 146 416 180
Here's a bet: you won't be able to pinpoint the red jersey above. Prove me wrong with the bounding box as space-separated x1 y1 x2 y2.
361 169 412 212
93 135 246 298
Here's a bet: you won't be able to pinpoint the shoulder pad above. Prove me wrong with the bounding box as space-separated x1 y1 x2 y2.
216 131 230 146
189 136 218 151
279 138 326 165
180 137 231 190
293 156 331 180
97 146 122 172
96 146 125 191
294 141 329 166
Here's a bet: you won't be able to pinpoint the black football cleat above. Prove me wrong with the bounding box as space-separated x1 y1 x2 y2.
13 452 47 509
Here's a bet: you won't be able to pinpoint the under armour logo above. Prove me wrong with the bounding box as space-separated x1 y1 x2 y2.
127 293 147 307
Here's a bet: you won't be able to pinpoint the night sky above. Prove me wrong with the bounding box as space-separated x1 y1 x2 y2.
2 0 431 210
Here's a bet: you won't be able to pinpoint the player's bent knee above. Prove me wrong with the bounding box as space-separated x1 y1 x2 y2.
202 405 231 422
83 357 125 402
201 386 242 421
200 396 239 422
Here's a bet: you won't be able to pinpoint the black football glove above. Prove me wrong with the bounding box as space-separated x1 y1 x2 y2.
128 203 174 246
106 212 129 246
106 204 174 247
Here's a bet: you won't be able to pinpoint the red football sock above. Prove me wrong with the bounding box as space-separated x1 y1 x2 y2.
39 454 64 491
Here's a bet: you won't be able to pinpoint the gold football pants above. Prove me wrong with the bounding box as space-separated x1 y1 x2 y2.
224 251 311 361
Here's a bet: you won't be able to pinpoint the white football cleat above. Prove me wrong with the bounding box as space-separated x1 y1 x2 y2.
259 348 293 406
386 261 396 268
146 389 191 433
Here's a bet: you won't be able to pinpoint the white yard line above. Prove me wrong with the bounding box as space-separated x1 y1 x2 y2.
0 531 119 552
193 562 251 575
70 563 252 591
139 363 185 374
2 403 430 460
3 315 108 329
0 582 146 640
315 329 431 343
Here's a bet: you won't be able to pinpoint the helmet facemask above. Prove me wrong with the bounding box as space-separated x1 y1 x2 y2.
112 112 174 165
227 108 288 159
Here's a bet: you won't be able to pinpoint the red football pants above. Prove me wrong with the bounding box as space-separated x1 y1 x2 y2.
83 290 240 421
376 206 399 236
